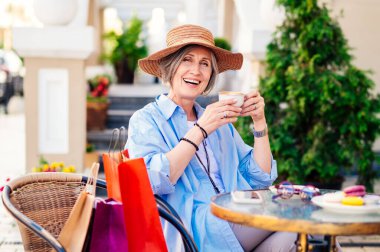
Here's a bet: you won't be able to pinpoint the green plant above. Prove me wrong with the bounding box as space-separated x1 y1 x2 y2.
103 16 148 84
257 0 380 191
214 37 232 51
86 143 96 153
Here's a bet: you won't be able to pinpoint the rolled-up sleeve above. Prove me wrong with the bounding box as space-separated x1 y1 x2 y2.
238 152 278 189
126 109 175 195
230 124 278 189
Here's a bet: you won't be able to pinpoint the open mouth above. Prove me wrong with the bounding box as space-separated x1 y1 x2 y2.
183 78 201 85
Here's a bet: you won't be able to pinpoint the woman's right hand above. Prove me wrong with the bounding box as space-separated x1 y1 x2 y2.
196 99 242 135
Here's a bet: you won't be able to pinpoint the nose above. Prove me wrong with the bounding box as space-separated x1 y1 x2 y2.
189 62 201 75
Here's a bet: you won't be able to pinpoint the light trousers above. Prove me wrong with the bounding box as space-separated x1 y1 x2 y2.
230 223 342 252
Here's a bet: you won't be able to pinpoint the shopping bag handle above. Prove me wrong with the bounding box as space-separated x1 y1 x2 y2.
118 126 129 160
107 128 120 155
107 127 127 153
86 162 99 196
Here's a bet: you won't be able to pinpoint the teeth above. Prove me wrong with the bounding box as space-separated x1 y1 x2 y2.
184 78 200 85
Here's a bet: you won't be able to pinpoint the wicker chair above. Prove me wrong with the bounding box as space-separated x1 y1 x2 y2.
1 172 197 252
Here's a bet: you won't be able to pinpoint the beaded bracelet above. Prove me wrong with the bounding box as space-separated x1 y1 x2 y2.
194 122 208 139
180 137 199 151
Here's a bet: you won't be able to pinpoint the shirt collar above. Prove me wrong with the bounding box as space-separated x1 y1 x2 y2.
155 94 204 120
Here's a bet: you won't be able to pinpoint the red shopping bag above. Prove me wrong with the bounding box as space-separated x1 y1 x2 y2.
118 158 168 252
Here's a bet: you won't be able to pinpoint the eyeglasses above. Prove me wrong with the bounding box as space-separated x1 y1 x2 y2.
272 181 321 201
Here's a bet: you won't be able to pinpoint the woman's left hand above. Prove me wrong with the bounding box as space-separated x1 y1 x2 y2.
240 90 265 123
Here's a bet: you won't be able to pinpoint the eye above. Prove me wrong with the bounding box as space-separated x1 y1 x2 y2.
201 61 210 67
183 57 191 62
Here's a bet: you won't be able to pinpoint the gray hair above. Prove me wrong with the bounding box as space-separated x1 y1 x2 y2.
158 45 219 94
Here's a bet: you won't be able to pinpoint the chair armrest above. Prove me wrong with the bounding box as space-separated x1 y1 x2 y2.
1 185 65 252
158 204 198 252
155 194 183 224
85 177 197 251
90 177 183 223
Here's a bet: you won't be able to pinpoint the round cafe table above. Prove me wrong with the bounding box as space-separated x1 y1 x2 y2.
210 189 380 252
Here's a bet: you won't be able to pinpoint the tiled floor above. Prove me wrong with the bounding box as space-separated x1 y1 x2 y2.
1 113 380 251
0 113 24 251
0 203 23 252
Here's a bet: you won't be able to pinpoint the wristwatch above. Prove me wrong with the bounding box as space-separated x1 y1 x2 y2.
252 124 268 138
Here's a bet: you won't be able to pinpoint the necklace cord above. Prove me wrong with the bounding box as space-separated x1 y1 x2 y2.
193 107 220 194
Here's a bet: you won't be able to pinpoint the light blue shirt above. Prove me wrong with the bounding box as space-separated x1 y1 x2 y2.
126 94 278 251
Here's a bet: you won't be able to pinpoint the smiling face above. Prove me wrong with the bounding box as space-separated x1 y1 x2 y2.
168 46 213 106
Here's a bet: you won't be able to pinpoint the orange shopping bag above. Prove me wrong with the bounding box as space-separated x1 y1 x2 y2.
118 158 168 252
102 127 129 202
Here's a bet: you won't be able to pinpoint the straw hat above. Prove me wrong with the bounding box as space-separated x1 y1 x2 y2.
138 24 243 77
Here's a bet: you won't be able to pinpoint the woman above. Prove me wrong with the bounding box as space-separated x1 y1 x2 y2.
127 24 297 251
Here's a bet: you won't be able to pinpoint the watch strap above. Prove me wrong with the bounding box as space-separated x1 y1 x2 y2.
253 124 268 138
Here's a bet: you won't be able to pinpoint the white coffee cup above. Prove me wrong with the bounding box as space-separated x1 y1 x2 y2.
218 91 245 107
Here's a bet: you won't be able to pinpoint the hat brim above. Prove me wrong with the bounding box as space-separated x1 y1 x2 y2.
138 41 243 78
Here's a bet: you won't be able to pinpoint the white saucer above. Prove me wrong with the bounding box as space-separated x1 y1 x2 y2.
311 195 380 214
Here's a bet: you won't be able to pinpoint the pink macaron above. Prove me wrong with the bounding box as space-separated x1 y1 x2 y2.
343 185 366 197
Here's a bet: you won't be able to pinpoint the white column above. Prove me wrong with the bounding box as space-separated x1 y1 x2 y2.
13 1 95 173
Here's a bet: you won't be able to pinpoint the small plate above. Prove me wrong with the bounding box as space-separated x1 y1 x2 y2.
311 195 380 214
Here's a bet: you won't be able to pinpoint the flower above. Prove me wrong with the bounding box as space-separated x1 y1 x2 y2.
0 178 10 192
87 74 113 103
32 156 76 173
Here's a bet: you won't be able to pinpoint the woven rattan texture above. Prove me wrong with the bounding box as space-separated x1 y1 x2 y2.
11 181 85 252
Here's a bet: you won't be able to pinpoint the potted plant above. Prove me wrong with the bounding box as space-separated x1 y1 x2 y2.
257 0 380 191
86 74 112 130
103 16 148 84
